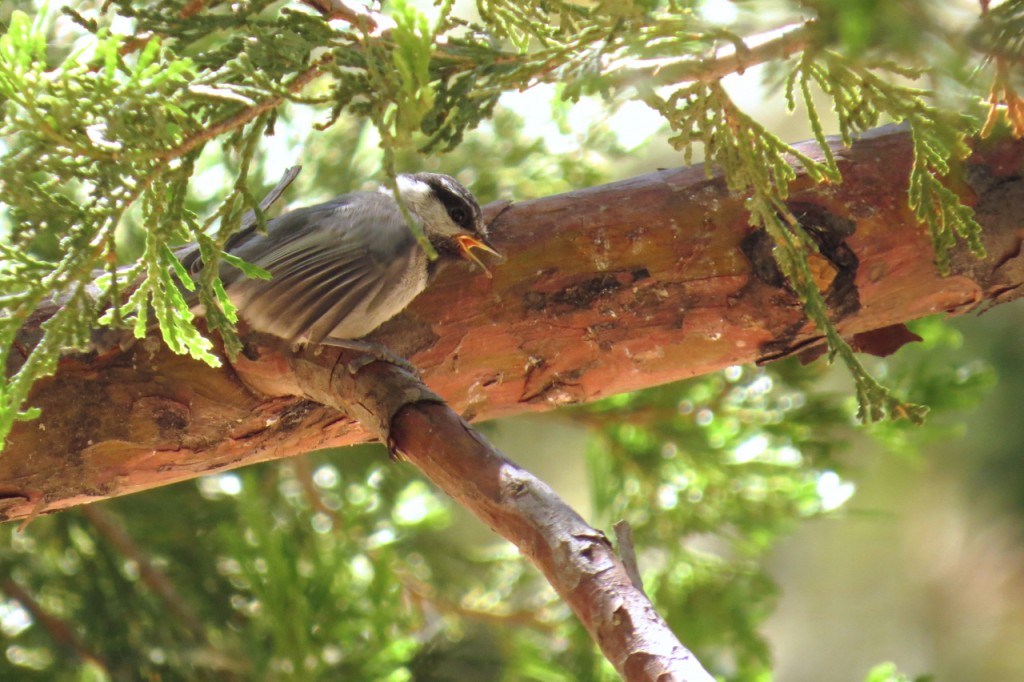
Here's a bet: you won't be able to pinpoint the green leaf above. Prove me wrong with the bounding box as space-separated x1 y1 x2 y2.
220 252 271 280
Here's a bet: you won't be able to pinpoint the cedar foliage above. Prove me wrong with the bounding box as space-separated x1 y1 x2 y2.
0 1 1021 680
2 0 1021 443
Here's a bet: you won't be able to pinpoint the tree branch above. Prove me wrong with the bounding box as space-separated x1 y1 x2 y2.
79 506 208 641
3 126 1024 521
299 0 378 30
289 348 715 682
606 22 813 89
157 56 332 163
0 579 110 673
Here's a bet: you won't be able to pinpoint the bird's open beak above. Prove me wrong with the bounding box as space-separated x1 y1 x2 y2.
455 234 504 279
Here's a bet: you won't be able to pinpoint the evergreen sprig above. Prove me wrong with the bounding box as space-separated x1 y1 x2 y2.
0 11 203 444
790 51 985 271
0 6 325 447
0 1 1014 448
644 78 929 423
971 0 1024 62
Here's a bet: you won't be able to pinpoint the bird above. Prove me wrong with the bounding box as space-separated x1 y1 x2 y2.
179 172 501 353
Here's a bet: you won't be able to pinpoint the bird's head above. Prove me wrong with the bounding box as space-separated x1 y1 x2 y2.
395 172 502 277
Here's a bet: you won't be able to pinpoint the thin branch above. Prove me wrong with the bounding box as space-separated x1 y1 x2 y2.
290 454 342 524
0 579 110 673
156 55 333 163
606 22 813 90
289 350 716 682
299 0 378 30
398 571 558 631
180 1 208 19
614 520 645 594
79 505 208 641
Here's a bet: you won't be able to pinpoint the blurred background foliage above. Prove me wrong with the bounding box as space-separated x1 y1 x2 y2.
1 0 1023 681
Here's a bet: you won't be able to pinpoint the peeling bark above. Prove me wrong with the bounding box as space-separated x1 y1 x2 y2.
289 349 716 682
2 126 1023 520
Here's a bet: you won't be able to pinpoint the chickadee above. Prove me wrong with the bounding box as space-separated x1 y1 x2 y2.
182 172 500 349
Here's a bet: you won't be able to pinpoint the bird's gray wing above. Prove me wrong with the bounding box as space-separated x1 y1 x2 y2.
223 193 419 344
176 166 303 276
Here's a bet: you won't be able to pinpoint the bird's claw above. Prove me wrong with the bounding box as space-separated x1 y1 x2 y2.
346 351 419 378
319 337 420 379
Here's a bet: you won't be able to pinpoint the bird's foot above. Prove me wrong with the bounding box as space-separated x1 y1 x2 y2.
319 337 420 378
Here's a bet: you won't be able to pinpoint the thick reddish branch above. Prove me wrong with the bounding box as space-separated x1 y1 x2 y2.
2 127 1023 520
290 351 715 682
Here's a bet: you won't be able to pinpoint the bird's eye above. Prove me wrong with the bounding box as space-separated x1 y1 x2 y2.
449 207 467 224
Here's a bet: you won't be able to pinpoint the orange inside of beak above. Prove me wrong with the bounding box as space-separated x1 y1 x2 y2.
455 235 502 279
